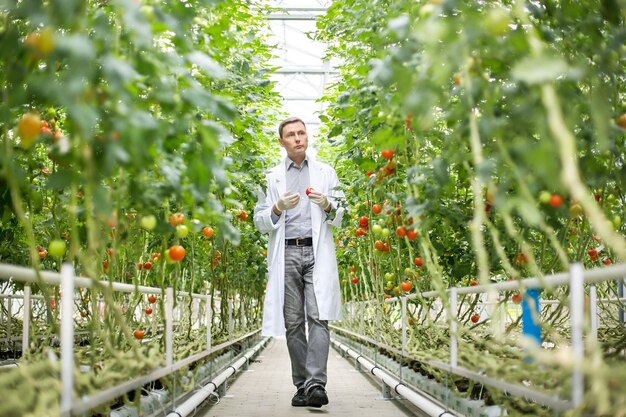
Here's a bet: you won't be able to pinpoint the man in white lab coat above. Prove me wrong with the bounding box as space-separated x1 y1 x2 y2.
253 117 344 408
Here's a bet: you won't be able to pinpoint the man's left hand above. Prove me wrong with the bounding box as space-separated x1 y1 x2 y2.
308 191 332 211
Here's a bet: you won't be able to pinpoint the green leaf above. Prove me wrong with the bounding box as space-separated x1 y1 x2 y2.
47 170 75 190
187 51 226 79
102 55 139 87
511 56 574 84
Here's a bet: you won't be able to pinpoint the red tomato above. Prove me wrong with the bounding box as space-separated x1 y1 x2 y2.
144 308 152 315
414 257 423 267
306 187 314 196
169 245 186 262
38 250 48 259
470 314 480 323
143 261 152 270
381 149 395 160
137 262 143 270
351 277 359 284
355 228 367 237
238 210 247 221
406 230 417 241
374 240 385 251
102 259 109 271
587 248 597 258
469 280 478 286
202 226 214 238
169 212 185 226
511 293 522 304
549 194 563 208
133 329 145 340
148 295 157 304
395 226 407 238
515 253 528 265
359 216 369 229
603 258 612 265
372 204 382 214
400 281 413 292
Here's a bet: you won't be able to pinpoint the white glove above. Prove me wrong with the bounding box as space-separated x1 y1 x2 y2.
275 192 300 212
308 191 332 211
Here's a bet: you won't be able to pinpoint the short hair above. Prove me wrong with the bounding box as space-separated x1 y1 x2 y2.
278 117 306 138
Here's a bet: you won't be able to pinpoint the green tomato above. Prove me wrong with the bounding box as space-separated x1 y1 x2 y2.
569 204 583 218
612 215 622 229
539 191 551 204
386 280 394 288
48 239 66 258
140 215 157 231
164 249 175 264
381 228 390 238
176 224 189 238
384 272 394 281
371 224 383 236
484 7 510 36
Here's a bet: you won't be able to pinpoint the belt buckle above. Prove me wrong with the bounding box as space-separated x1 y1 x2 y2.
295 238 305 246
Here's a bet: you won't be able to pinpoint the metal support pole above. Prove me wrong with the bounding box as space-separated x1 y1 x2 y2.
60 263 75 417
228 298 233 341
359 302 364 336
22 285 31 356
166 287 173 367
570 263 584 407
7 294 12 346
241 298 246 330
375 306 381 365
382 381 393 399
619 279 625 325
589 285 598 340
401 296 407 382
450 287 458 368
206 294 212 352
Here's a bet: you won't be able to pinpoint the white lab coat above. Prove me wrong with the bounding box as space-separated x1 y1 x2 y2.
254 157 345 336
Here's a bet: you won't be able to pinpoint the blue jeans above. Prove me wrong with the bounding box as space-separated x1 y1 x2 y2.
283 245 329 392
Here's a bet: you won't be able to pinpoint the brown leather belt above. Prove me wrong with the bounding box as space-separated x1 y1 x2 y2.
285 237 313 246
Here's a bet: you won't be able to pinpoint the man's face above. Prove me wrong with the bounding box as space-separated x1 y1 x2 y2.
279 121 308 161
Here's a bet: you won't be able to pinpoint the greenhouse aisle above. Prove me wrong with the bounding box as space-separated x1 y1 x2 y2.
199 336 425 417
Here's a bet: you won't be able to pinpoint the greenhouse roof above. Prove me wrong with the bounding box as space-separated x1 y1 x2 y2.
266 0 339 146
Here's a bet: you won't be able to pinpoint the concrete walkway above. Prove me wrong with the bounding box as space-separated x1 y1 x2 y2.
199 336 424 417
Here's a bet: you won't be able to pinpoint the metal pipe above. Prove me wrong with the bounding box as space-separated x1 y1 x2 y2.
383 263 626 302
589 285 598 340
331 338 456 417
619 279 625 324
22 285 31 356
569 263 584 407
166 287 173 367
60 263 75 417
450 288 457 368
165 337 268 417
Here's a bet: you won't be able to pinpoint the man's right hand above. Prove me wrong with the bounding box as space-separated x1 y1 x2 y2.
275 192 300 213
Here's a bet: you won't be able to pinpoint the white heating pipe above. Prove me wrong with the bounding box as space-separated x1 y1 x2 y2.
60 263 75 417
331 339 457 417
165 337 268 417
